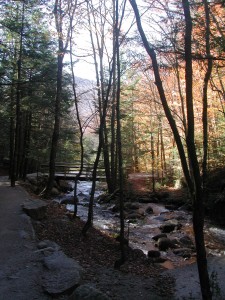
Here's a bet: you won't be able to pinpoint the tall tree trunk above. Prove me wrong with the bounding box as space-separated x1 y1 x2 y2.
69 20 84 217
22 111 32 180
11 2 25 187
18 111 25 178
202 0 213 189
83 0 114 234
45 0 75 196
110 0 117 193
45 52 64 196
150 132 155 193
114 0 126 269
82 75 113 234
9 83 15 180
182 1 212 298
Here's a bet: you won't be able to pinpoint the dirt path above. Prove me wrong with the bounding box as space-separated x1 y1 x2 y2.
0 177 52 300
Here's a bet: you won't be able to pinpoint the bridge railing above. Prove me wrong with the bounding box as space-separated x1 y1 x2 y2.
40 161 106 180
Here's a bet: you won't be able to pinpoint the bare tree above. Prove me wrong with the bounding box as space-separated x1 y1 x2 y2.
45 0 77 196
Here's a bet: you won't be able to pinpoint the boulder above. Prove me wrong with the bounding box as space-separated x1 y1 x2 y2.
160 219 182 233
42 251 82 295
159 223 176 233
126 208 146 220
148 250 161 258
173 248 192 258
128 248 146 260
51 187 60 196
60 196 75 205
158 237 177 251
152 233 167 241
164 204 177 210
145 206 154 214
69 284 110 300
179 235 194 247
37 240 61 255
149 256 167 263
22 198 47 220
58 180 73 192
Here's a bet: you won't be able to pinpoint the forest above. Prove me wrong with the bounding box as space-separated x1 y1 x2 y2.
1 0 225 299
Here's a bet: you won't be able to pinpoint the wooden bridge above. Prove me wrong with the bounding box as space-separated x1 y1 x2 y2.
40 162 106 181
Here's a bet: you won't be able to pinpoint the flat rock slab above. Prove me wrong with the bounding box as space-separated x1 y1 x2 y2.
42 251 82 295
166 256 225 299
22 198 47 220
69 284 110 300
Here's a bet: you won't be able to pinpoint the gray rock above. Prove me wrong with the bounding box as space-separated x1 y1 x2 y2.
160 223 176 233
58 180 73 192
60 196 74 205
126 212 141 220
167 219 182 229
164 204 177 210
149 257 168 263
145 206 154 214
148 250 161 258
51 187 60 196
158 237 177 251
160 219 182 233
173 248 192 258
22 198 47 220
179 235 194 247
69 284 110 300
37 240 60 251
42 251 82 295
128 248 146 260
152 233 167 241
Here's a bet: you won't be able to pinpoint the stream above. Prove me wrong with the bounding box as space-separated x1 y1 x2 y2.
56 180 225 269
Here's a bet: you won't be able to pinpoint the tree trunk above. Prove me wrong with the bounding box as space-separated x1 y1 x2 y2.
9 83 15 180
11 2 25 187
182 0 212 298
45 53 64 196
45 0 70 196
202 0 213 189
114 0 126 268
69 25 84 217
22 111 32 180
150 132 155 193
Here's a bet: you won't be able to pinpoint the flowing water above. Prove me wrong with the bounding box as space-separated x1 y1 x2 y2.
56 180 225 269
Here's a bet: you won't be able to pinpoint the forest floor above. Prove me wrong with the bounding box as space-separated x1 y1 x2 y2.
31 173 176 299
31 173 225 299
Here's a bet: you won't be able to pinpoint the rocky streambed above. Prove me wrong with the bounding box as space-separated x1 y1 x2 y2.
55 180 225 270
